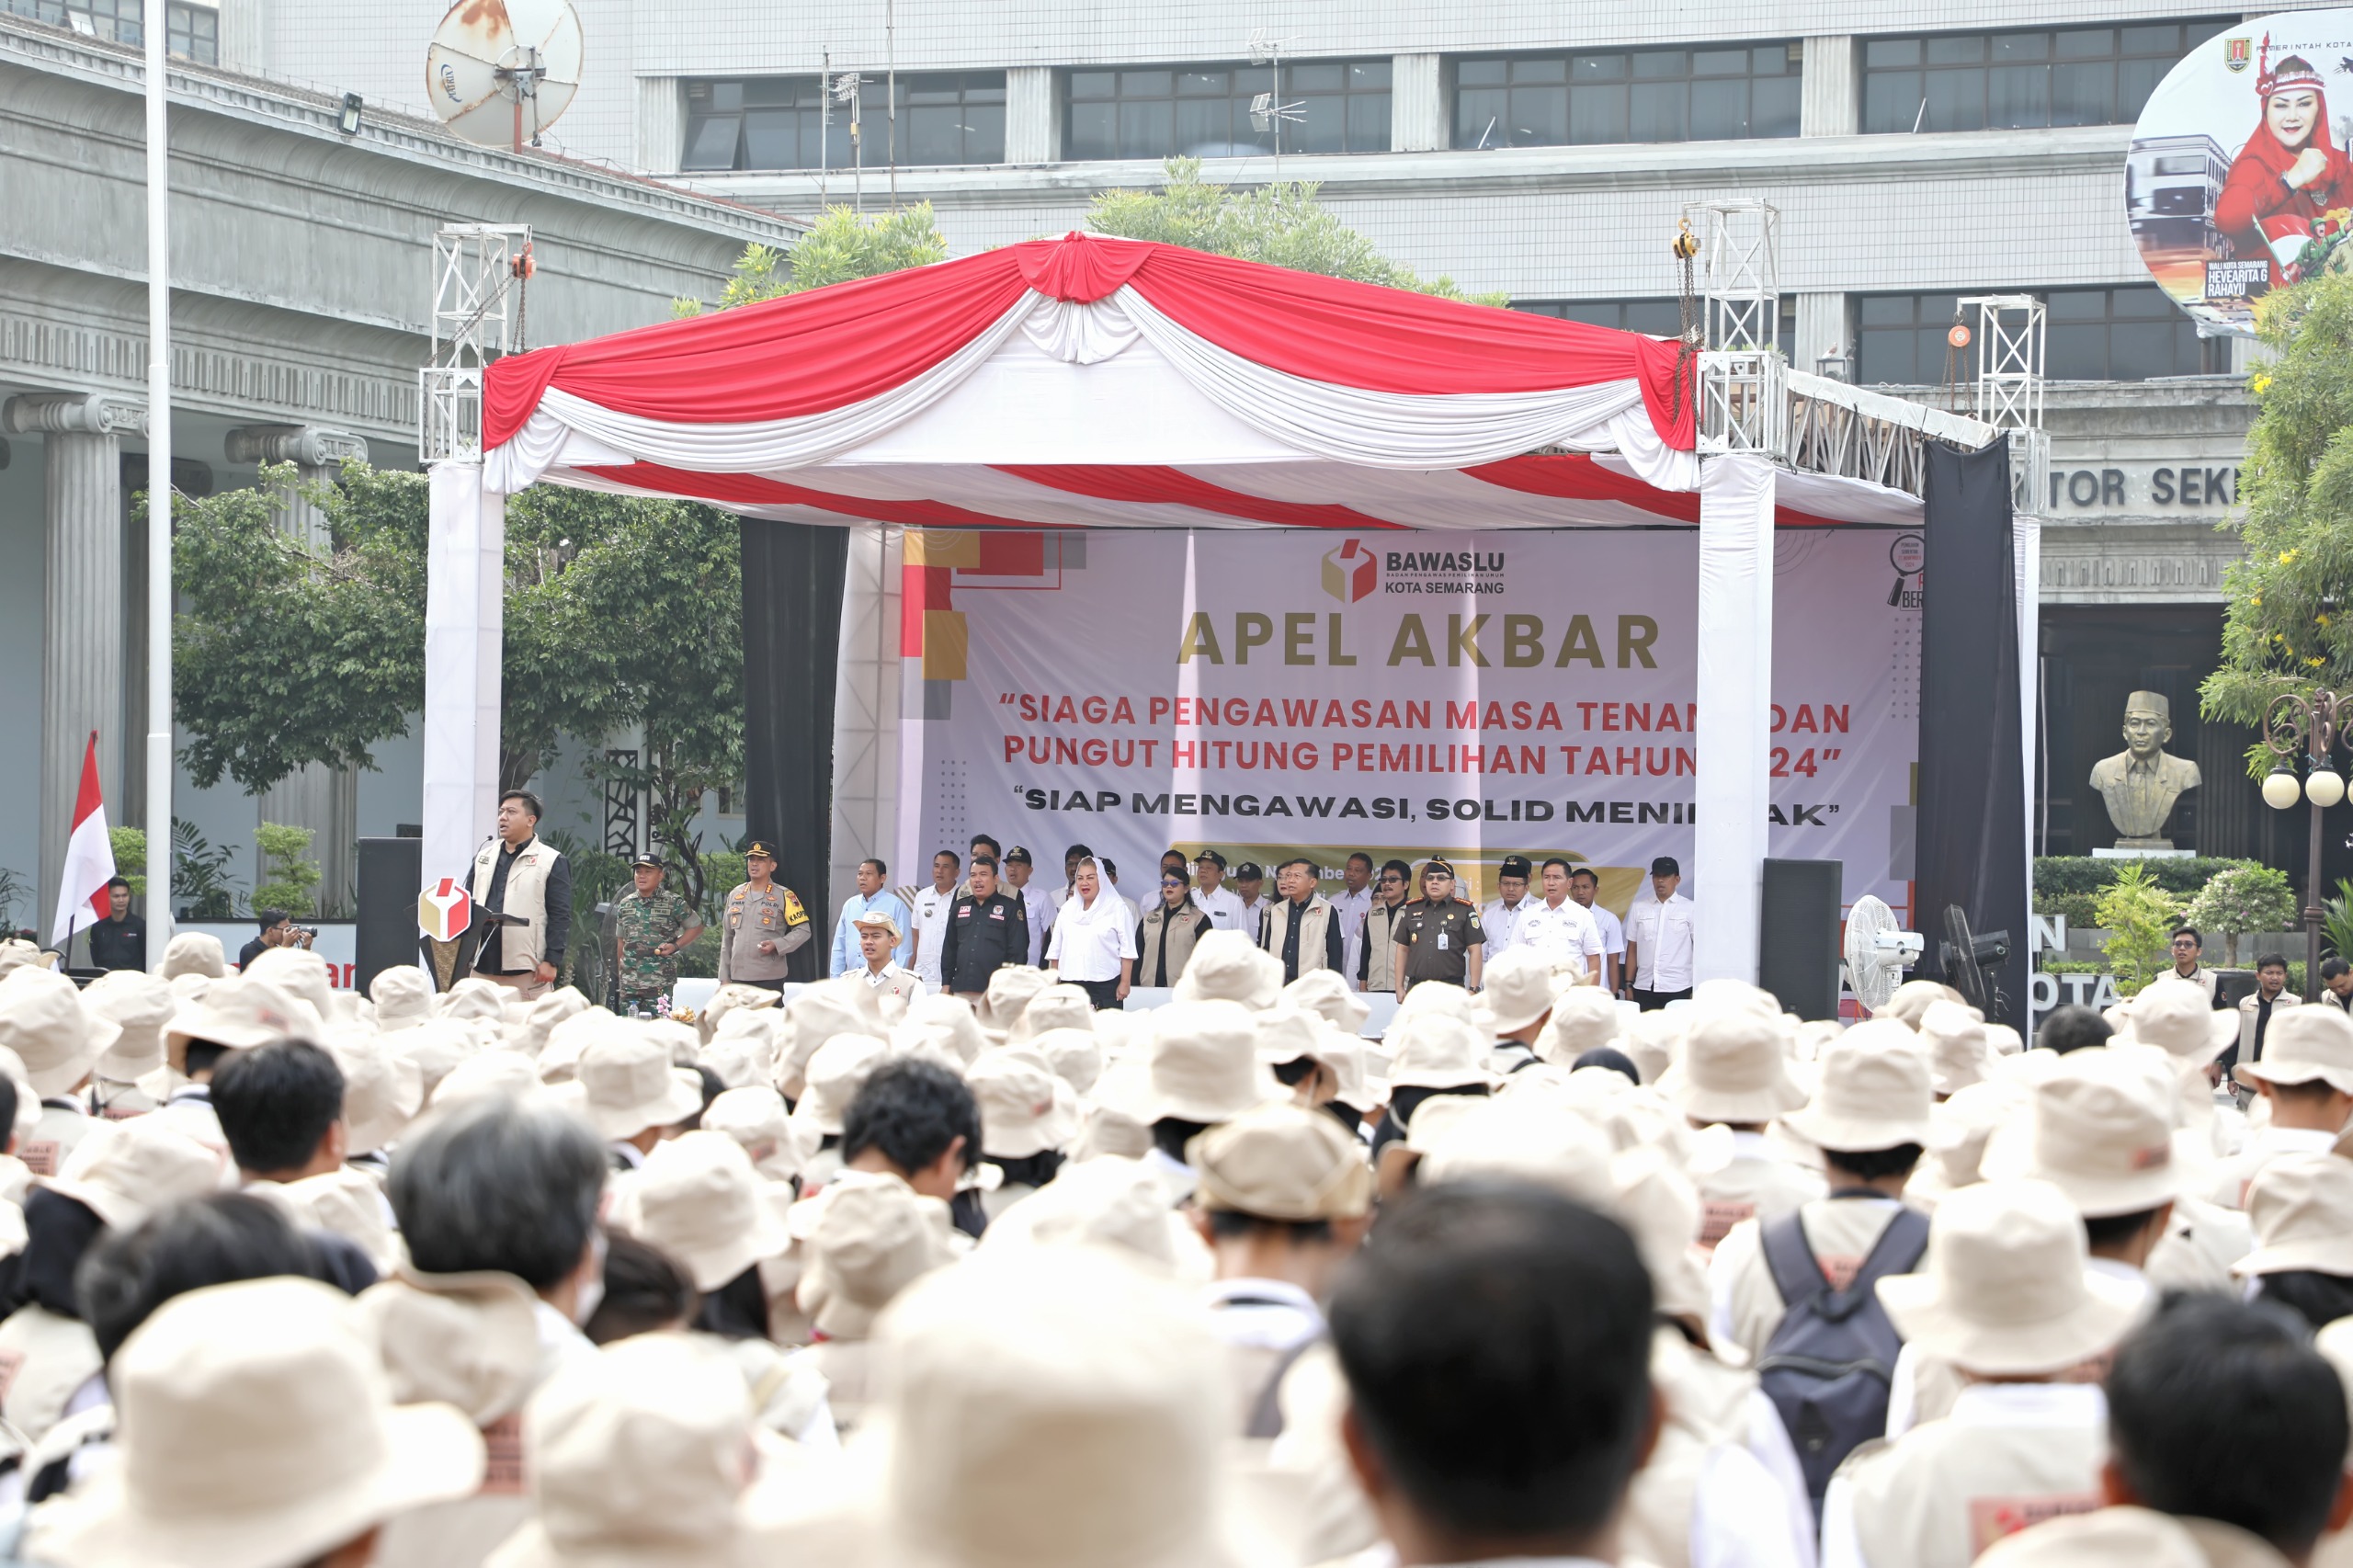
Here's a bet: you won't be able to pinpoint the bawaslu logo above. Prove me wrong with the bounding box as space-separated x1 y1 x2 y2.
1322 539 1378 604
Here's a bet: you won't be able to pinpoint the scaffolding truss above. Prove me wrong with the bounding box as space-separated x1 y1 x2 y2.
420 224 531 463
1958 293 2050 516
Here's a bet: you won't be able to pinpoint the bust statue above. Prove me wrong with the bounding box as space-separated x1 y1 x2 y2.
2089 690 2201 847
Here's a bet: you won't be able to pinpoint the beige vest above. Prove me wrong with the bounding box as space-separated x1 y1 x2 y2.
1712 1195 1898 1366
0 1305 100 1449
1694 1149 1830 1259
1138 901 1210 987
1843 1388 2106 1568
469 835 559 973
1362 901 1406 992
1262 896 1338 977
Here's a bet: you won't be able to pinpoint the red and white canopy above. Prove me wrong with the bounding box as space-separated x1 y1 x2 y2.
483 231 1924 529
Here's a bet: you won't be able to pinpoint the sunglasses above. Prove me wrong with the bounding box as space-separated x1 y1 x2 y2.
1161 878 1186 888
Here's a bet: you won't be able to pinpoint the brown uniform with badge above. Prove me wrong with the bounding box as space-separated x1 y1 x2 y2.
718 843 812 988
1394 897 1484 990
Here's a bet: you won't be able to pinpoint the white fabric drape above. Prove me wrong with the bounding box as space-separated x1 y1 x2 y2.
1693 455 1776 986
423 463 506 903
2014 511 2041 880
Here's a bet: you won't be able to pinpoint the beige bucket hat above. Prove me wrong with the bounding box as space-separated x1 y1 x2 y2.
435 977 509 1024
84 968 174 1082
617 1131 792 1291
433 1050 549 1108
160 930 228 982
790 1033 891 1140
2232 1153 2353 1278
1028 1026 1105 1096
1980 1047 2181 1218
0 940 52 978
1188 1101 1372 1221
1876 1177 2145 1377
1280 969 1370 1035
975 1155 1197 1274
554 1021 705 1140
1971 1506 2235 1568
1537 987 1623 1066
1416 1093 1613 1201
968 1048 1077 1160
487 1333 765 1568
1384 1012 1502 1092
0 967 119 1096
1171 929 1282 1008
793 1171 959 1341
1477 948 1561 1036
2124 975 2239 1066
165 976 316 1073
1612 1145 1711 1323
702 1085 802 1183
871 1244 1278 1568
1876 978 1966 1029
1014 984 1095 1044
1782 1024 1935 1153
892 994 990 1070
1144 1000 1282 1123
326 1030 426 1155
46 1116 225 1231
242 948 347 1027
975 967 1051 1040
273 1166 404 1276
27 1276 483 1568
1668 1007 1806 1125
1918 1000 1993 1096
369 965 433 1031
2236 1005 2353 1095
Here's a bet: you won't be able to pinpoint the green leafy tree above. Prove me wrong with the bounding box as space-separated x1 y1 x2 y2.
2201 273 2353 763
1087 158 1507 305
171 821 240 919
675 204 950 316
2182 862 2300 967
107 826 146 899
2096 862 2188 996
251 822 322 917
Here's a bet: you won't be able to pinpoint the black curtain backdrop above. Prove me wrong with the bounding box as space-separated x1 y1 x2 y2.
1915 437 2030 1024
741 518 849 984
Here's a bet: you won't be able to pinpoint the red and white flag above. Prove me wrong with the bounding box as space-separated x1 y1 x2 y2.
51 732 116 947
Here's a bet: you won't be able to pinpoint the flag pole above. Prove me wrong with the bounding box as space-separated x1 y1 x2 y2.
143 0 175 968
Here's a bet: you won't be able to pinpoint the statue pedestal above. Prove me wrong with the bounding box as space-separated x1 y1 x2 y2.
2092 845 2194 859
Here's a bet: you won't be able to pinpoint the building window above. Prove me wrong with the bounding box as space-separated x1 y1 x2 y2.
1063 60 1392 161
1454 43 1801 149
1855 286 2216 384
683 72 1006 172
1516 297 1795 356
1861 20 2229 134
6 0 219 61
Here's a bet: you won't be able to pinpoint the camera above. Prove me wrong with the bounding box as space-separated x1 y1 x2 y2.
290 926 318 945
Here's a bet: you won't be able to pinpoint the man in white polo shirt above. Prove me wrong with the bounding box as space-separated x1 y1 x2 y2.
1478 855 1540 961
1329 852 1376 983
1193 850 1245 933
908 849 961 992
1508 857 1603 986
1566 865 1626 994
1624 855 1696 1009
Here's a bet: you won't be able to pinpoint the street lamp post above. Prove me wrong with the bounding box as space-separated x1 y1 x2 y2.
2261 688 2348 1003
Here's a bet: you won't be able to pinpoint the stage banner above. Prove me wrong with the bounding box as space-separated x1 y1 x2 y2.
894 527 1920 916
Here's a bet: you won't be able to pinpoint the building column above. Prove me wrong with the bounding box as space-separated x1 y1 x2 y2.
5 393 144 942
1795 292 1851 378
227 426 369 914
1392 53 1445 152
217 0 268 74
636 77 686 176
1800 35 1859 137
1006 67 1059 164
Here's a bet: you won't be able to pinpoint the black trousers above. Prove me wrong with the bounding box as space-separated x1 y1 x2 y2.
1632 986 1691 1011
1074 976 1123 1010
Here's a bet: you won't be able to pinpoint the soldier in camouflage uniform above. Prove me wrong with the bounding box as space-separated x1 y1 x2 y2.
611 855 704 1013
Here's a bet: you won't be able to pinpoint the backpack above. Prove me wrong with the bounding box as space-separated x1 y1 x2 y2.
1753 1204 1931 1521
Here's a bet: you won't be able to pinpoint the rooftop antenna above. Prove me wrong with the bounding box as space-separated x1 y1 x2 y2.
425 0 583 151
1246 28 1303 181
833 70 865 211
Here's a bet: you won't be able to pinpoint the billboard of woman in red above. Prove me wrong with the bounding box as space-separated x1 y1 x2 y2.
2214 46 2353 295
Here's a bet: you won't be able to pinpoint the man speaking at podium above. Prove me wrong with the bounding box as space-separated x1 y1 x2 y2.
468 790 573 1001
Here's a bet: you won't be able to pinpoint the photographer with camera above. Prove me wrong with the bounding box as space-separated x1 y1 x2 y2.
234 910 313 971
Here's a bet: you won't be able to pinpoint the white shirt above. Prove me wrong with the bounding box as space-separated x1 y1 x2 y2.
1627 892 1698 992
1510 897 1605 971
1479 895 1537 960
1011 881 1055 966
1196 883 1245 932
911 884 957 988
1580 900 1625 958
1235 895 1268 940
1202 1277 1325 1355
1045 890 1138 983
1329 883 1375 979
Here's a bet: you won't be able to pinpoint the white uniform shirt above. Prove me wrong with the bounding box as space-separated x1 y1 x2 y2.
1479 895 1538 960
1045 891 1138 983
1627 892 1699 992
911 885 957 989
1012 881 1055 967
1329 884 1374 980
1195 883 1246 933
1509 898 1605 972
1583 901 1626 960
1235 895 1269 942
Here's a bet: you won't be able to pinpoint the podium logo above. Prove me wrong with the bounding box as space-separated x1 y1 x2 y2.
1322 540 1378 604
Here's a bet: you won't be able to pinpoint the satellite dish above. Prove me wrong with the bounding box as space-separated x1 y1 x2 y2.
1939 904 2013 1021
1840 894 1920 1013
426 0 584 151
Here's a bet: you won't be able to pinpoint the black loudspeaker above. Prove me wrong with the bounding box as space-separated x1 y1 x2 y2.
1759 858 1843 1021
355 836 422 995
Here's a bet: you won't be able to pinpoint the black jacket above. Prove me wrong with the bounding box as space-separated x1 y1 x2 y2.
938 891 1029 994
88 915 145 971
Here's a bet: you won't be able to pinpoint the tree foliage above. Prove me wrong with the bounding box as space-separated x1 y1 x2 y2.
2181 862 2299 967
1087 159 1508 305
2095 863 2188 996
251 822 322 918
675 203 950 316
2200 273 2353 767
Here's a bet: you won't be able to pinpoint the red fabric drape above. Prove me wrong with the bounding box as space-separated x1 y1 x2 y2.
996 464 1405 528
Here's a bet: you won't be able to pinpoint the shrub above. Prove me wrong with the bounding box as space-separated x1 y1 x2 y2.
2095 863 2188 997
250 822 321 919
2181 863 2299 967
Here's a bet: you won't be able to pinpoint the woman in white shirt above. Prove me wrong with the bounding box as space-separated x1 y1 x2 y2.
1045 857 1137 1010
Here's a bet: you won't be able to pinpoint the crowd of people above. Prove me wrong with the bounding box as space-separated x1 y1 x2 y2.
0 902 2344 1568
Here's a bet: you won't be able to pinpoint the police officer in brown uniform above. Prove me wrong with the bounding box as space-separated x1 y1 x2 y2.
1392 859 1485 999
716 841 812 993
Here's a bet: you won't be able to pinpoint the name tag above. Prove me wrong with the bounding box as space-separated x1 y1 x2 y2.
1436 931 1448 951
1968 1494 2101 1554
1696 1199 1756 1253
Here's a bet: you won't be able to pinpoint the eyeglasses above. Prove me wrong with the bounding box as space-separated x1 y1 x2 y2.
1161 879 1186 888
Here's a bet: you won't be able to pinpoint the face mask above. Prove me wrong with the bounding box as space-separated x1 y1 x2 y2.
570 1228 609 1327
